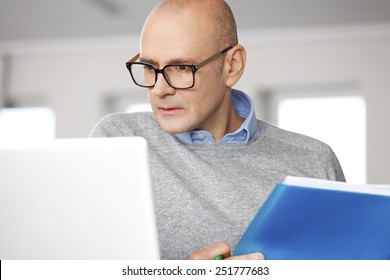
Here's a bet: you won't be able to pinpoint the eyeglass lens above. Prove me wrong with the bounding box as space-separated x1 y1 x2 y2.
130 64 194 89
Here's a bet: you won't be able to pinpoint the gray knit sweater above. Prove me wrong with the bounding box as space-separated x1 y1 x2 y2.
89 112 345 259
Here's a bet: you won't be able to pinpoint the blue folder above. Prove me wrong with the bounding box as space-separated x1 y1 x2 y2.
233 178 390 260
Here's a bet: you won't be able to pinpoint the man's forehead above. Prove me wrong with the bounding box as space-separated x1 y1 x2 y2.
139 3 215 66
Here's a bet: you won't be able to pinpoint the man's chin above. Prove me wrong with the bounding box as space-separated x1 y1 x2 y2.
153 111 196 135
157 120 190 135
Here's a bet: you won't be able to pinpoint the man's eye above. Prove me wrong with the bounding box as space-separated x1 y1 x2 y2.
175 65 190 72
144 65 154 71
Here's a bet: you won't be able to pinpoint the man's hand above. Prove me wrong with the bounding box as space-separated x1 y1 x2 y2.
189 242 265 260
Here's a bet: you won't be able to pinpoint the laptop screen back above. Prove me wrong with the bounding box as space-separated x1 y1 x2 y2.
0 137 160 260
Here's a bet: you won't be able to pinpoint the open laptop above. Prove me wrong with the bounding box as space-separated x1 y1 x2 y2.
0 137 160 260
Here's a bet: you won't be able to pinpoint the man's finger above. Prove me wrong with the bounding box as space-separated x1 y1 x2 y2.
189 242 231 260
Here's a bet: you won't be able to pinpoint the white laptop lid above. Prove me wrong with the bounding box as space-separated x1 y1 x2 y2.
0 137 160 260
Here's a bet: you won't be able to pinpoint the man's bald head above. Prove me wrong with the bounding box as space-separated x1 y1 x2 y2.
137 0 246 138
148 0 238 51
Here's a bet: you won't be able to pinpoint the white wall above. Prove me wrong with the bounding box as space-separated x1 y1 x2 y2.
1 25 389 183
2 37 141 137
238 28 390 184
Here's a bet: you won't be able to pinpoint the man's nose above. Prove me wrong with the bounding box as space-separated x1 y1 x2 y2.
150 72 175 97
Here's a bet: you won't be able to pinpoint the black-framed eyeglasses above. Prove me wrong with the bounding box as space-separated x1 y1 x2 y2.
125 46 234 89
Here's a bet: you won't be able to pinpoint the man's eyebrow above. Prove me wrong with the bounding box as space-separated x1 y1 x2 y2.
139 57 157 65
168 57 198 65
139 56 198 66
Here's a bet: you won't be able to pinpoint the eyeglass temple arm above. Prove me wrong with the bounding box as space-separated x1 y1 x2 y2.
128 53 140 63
196 46 233 70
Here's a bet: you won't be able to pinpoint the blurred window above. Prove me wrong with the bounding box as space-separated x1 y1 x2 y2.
277 96 366 184
126 103 152 113
0 107 55 143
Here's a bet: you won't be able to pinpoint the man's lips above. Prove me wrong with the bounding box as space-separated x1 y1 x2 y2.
158 107 183 115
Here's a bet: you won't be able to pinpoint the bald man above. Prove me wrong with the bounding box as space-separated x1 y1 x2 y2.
90 0 345 260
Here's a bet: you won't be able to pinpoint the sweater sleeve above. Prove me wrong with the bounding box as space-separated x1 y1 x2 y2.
325 145 346 182
88 113 136 137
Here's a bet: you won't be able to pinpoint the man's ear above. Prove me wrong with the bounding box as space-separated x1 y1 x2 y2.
224 44 246 88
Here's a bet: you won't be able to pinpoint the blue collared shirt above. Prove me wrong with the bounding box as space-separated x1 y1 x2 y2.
176 89 259 144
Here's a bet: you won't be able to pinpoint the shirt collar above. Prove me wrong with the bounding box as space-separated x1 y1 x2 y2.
176 89 259 144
